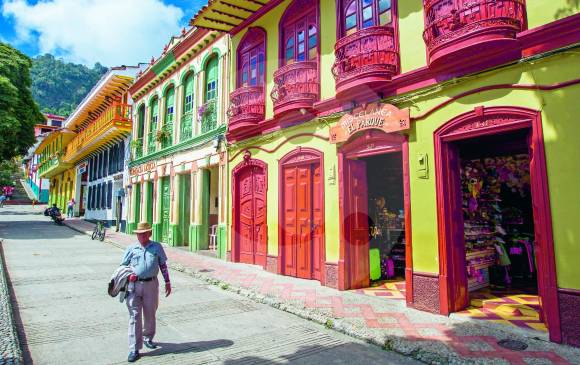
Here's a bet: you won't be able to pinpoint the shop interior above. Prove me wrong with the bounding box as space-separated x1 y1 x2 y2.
455 130 545 332
355 152 407 299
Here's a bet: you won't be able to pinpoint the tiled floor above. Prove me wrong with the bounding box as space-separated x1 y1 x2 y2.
457 289 547 332
353 279 406 299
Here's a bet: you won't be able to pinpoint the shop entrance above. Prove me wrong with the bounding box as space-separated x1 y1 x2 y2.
280 149 324 281
435 107 560 342
339 130 411 301
232 159 267 267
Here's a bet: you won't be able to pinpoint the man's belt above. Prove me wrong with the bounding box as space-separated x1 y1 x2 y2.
137 277 153 282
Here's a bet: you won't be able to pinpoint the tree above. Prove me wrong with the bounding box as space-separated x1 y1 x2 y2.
30 54 108 116
0 43 44 162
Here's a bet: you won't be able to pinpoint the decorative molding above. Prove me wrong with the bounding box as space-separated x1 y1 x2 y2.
228 133 329 162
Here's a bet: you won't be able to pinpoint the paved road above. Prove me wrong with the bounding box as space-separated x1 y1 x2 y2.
0 205 419 365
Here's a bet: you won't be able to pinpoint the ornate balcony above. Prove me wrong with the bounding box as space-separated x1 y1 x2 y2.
270 61 319 117
423 0 526 67
64 102 132 163
38 155 73 179
180 112 193 142
227 86 265 135
332 26 399 98
200 100 218 134
133 138 144 159
160 121 174 149
147 130 157 155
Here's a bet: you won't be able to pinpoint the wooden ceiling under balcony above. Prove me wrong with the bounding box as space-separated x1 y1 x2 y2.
190 0 273 33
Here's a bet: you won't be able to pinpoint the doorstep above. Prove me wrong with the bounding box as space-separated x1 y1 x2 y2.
62 218 580 365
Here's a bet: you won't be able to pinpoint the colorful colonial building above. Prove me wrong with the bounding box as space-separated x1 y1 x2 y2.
35 66 141 231
127 28 229 258
192 0 580 346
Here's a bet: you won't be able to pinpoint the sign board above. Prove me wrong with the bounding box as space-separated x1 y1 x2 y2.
330 103 410 144
77 162 87 174
130 161 156 176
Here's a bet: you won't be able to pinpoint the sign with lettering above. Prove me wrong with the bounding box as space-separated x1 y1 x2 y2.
77 162 87 174
130 161 156 176
330 103 410 143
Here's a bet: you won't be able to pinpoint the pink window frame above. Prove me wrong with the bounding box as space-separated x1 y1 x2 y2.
336 0 399 37
278 0 320 67
236 27 267 89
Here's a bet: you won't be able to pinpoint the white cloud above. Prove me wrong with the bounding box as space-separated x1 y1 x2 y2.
2 0 185 66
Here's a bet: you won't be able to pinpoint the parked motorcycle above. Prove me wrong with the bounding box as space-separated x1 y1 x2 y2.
45 205 65 225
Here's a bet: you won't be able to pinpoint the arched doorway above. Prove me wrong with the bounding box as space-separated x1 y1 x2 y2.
279 148 325 282
434 106 561 342
231 156 267 267
338 130 412 304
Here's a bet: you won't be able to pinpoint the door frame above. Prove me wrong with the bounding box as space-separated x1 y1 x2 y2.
278 147 326 284
231 156 268 267
337 130 413 304
434 106 561 343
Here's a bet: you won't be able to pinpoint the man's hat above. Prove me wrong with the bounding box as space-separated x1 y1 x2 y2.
134 222 152 233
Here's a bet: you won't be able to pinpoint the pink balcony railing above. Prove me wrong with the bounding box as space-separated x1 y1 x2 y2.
227 86 265 134
423 0 526 66
270 61 319 116
332 26 399 96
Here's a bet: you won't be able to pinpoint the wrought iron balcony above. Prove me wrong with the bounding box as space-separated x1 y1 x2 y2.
160 121 174 149
227 86 265 135
200 100 217 134
332 26 399 98
270 61 319 117
133 138 144 159
64 102 132 163
423 0 526 67
180 112 193 142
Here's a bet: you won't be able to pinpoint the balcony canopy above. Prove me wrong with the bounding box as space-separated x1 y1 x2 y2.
190 0 272 33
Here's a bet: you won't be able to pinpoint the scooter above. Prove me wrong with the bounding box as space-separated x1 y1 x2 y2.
46 207 65 225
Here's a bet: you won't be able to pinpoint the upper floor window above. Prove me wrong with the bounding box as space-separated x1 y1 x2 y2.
164 86 175 124
136 104 145 139
237 28 266 88
280 0 318 65
183 73 194 113
150 97 159 131
205 56 218 102
341 0 393 36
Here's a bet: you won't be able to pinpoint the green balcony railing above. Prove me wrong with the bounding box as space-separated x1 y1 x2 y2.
160 122 173 149
133 138 144 159
147 131 157 154
200 100 217 134
180 112 193 142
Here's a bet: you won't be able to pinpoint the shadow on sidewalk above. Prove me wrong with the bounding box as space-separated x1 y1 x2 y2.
0 220 83 240
144 339 234 357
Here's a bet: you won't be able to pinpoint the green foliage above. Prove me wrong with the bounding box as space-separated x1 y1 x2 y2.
0 43 44 162
0 158 23 187
30 54 108 116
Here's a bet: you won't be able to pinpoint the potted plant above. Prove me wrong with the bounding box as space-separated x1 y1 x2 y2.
155 128 170 142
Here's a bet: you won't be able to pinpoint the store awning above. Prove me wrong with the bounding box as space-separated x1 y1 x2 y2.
190 0 272 33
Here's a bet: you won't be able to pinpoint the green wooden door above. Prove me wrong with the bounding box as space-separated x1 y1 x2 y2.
146 181 154 224
134 183 141 224
161 177 171 243
179 175 191 246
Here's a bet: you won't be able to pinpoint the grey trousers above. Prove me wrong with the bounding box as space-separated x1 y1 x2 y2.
126 278 159 352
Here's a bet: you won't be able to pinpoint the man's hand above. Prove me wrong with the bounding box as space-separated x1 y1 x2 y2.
165 282 171 297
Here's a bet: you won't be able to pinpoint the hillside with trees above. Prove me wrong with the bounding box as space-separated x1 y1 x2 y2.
0 43 44 162
30 54 108 117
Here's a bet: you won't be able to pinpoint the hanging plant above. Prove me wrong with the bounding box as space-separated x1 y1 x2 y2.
198 99 216 121
130 139 142 149
155 128 170 142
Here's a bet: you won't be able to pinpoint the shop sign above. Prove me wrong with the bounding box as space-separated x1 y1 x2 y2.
130 161 156 176
77 162 87 174
330 103 410 143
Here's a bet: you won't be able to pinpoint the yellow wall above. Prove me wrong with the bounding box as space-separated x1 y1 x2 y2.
399 50 580 290
527 0 580 28
398 0 427 73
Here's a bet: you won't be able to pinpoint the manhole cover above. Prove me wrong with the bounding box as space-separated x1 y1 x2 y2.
497 339 528 351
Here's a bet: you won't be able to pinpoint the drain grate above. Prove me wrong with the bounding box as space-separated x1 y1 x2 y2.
497 339 528 351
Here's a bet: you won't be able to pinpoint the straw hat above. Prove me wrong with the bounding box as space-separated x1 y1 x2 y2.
134 222 152 233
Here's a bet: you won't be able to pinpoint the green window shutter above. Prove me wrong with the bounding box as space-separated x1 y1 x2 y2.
165 87 175 124
151 98 159 131
205 57 218 102
137 106 145 138
184 74 194 113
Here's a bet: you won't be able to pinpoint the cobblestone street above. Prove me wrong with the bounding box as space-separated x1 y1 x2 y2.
0 205 419 365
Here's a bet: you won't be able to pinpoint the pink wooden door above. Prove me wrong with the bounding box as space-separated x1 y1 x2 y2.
347 159 370 289
296 165 313 279
237 166 267 265
311 164 324 281
283 167 298 276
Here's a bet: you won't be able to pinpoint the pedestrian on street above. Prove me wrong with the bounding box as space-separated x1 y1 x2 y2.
120 222 171 363
67 198 75 217
0 194 6 208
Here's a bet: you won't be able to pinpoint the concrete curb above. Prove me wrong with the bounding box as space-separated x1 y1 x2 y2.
0 239 24 365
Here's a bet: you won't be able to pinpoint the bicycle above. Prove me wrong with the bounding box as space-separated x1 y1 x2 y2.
91 220 106 241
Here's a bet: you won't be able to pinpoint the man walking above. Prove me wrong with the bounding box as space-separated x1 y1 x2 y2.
120 222 171 362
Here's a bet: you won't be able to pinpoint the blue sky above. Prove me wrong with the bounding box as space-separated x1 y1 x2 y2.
0 0 206 66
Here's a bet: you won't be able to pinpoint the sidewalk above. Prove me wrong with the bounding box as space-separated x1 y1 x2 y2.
64 217 580 365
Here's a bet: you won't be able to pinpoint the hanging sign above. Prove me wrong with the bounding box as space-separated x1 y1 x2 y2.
329 103 410 143
77 162 87 174
130 161 156 176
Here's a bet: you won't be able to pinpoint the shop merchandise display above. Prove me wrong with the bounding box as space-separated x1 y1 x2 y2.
370 198 405 280
461 154 536 292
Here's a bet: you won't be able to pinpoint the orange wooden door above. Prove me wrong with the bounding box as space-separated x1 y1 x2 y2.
296 165 313 279
283 166 298 276
311 164 324 281
237 166 267 265
253 168 267 267
347 159 370 289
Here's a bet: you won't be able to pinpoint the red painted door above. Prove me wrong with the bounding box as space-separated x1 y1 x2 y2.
347 159 370 289
237 166 267 266
282 162 322 279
